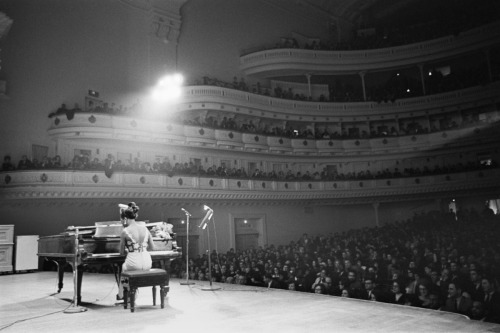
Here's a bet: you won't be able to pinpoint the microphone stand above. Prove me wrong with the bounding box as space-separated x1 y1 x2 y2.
64 227 88 313
201 211 220 291
180 209 194 285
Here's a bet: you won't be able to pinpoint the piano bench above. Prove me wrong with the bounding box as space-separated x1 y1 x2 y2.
121 268 169 313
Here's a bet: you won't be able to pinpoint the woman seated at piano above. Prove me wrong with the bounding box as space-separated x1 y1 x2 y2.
118 202 155 298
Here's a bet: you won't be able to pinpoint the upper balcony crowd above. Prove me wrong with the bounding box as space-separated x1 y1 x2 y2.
193 62 493 103
169 209 500 323
183 104 495 140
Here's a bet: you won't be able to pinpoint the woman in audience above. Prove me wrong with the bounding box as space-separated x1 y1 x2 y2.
412 282 433 308
390 280 410 305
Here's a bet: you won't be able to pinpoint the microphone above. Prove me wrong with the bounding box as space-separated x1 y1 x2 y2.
118 204 128 209
203 204 213 211
198 209 213 229
181 208 192 216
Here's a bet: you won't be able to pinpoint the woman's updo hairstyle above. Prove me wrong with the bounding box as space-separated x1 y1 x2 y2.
121 202 139 220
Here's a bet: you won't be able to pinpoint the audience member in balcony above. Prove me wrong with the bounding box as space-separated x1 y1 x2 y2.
160 157 173 174
216 165 228 177
52 155 62 168
17 155 33 170
39 156 53 169
71 152 90 169
2 155 15 171
104 154 115 178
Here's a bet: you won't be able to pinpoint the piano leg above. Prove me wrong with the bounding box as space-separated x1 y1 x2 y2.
63 262 87 313
77 265 84 305
54 259 66 293
67 262 85 305
111 263 123 300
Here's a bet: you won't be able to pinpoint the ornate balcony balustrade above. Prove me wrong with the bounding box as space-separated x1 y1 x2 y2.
1 169 499 204
239 21 500 77
180 82 500 120
47 111 499 156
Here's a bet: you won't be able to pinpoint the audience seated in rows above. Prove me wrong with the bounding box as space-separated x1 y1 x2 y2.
169 209 500 323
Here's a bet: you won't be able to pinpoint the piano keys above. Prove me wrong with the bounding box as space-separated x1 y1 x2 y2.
37 221 182 306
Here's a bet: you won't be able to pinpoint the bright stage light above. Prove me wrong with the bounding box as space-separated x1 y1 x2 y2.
151 73 184 103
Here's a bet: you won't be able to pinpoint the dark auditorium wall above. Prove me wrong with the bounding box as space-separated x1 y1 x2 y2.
1 0 150 159
4 200 369 242
0 0 341 160
3 197 442 253
178 0 337 83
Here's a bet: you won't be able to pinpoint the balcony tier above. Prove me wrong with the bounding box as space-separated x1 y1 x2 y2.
1 169 499 205
47 111 500 156
179 82 500 121
240 21 500 77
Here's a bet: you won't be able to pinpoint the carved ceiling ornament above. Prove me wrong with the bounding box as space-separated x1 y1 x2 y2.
119 0 185 45
149 7 183 45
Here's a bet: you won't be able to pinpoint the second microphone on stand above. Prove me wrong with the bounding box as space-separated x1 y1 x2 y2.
198 206 213 229
181 208 192 216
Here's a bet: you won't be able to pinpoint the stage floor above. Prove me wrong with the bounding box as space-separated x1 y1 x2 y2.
1 272 499 333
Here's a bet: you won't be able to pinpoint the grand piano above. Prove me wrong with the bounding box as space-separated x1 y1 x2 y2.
38 221 182 308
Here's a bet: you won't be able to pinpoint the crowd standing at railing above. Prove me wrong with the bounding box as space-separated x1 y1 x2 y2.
169 209 500 323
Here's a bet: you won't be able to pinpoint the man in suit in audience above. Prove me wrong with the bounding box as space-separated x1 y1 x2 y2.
467 268 484 301
359 277 376 300
347 270 363 299
441 281 472 316
482 276 500 323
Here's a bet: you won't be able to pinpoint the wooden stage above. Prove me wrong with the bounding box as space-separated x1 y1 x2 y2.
1 272 499 333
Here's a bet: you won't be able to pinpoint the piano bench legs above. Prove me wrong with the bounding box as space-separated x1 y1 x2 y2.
121 268 168 313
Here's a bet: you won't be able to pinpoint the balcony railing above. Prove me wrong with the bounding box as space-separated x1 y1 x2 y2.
47 111 499 155
1 169 499 203
239 21 500 76
180 82 500 119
